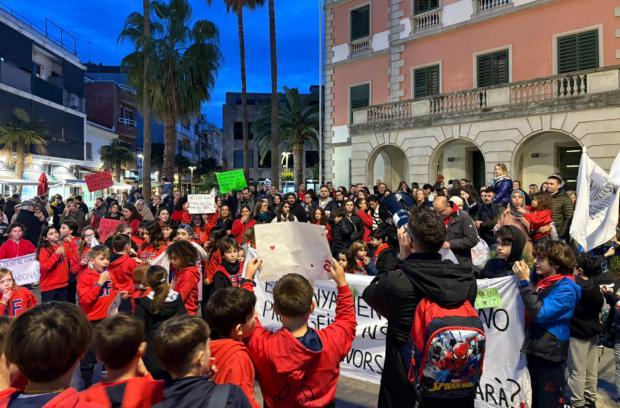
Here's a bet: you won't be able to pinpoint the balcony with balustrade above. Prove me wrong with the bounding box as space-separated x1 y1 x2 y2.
474 0 513 15
351 66 620 132
350 37 372 58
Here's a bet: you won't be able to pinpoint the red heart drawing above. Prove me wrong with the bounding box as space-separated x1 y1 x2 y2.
269 244 275 250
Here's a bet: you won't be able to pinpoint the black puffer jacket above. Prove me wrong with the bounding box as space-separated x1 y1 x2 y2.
331 218 354 256
362 253 476 408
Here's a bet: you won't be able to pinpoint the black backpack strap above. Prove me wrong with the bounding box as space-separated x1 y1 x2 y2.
207 384 231 408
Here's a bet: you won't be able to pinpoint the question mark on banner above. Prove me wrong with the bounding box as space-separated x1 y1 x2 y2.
506 378 521 403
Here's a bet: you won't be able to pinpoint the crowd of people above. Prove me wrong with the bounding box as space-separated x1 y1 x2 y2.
0 162 615 408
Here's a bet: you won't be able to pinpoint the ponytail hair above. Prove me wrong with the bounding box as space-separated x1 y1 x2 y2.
146 265 169 315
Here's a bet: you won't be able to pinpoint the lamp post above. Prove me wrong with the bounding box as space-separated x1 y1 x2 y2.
188 166 196 194
137 154 144 184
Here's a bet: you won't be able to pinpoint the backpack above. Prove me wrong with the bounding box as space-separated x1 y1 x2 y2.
402 298 486 399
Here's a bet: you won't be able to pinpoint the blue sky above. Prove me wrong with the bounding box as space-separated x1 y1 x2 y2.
2 0 321 126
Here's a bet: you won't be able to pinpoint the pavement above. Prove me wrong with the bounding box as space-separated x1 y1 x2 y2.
254 347 620 407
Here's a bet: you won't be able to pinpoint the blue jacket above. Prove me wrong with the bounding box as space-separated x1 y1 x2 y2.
519 277 581 362
492 176 513 207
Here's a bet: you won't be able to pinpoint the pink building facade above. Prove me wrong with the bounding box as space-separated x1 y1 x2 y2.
324 0 620 190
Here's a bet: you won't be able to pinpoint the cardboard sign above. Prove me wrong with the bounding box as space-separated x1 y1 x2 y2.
188 194 216 214
84 171 114 192
216 169 247 194
0 254 40 286
255 223 332 282
98 218 123 242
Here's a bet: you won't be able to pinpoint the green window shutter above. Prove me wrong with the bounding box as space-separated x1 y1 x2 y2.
414 65 440 98
558 30 599 74
350 84 370 121
414 0 439 14
477 50 509 87
350 5 370 41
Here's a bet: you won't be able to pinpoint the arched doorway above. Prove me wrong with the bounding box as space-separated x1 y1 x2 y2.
512 131 581 191
367 145 408 189
430 140 486 189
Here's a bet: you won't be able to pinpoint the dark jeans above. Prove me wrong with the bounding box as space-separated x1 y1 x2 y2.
67 274 77 304
80 320 102 389
419 396 475 408
41 287 68 303
528 354 566 408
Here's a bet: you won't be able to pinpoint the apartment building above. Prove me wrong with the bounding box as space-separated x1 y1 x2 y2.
324 0 620 189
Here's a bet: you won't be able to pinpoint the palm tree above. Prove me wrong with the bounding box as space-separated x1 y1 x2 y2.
142 0 153 203
99 139 135 182
120 0 221 182
268 0 279 188
0 108 47 182
253 87 319 186
210 0 265 179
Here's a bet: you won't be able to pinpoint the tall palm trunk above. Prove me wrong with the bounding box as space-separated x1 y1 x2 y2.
115 163 122 182
292 139 304 187
237 8 250 178
14 146 26 194
163 117 177 182
142 0 152 203
268 0 279 188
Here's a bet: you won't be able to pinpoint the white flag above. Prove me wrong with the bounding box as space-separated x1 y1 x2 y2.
570 148 620 251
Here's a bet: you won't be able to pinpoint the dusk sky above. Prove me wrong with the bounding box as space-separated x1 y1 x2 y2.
2 0 321 126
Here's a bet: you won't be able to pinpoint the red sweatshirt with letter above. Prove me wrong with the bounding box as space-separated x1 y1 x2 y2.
77 268 119 321
109 253 138 293
38 245 70 292
0 287 36 317
172 265 200 316
80 375 164 408
246 285 357 407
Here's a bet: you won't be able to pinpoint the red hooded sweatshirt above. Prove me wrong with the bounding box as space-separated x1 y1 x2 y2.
210 339 259 408
137 243 167 263
231 219 256 245
246 285 357 408
356 209 373 243
0 387 101 408
109 253 138 293
172 265 200 316
77 268 119 321
80 375 164 408
0 286 37 317
0 239 36 260
38 245 70 292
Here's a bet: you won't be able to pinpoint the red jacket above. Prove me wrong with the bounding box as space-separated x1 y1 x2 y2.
0 387 101 408
77 268 119 321
137 243 167 263
0 239 36 260
193 227 209 245
231 219 256 244
211 339 259 408
38 245 70 292
356 209 373 243
80 375 164 408
524 209 553 241
204 213 219 236
125 218 140 236
109 253 138 293
172 265 200 316
171 210 191 225
63 237 82 275
0 286 36 317
246 285 357 407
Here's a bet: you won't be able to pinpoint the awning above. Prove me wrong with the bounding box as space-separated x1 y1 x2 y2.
112 182 132 190
0 178 59 186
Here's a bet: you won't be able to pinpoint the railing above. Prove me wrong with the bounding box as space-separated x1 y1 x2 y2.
350 37 372 57
118 117 137 127
413 8 442 32
477 0 512 12
353 66 619 125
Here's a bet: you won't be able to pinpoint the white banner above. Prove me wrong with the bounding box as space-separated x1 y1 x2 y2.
0 254 40 286
570 148 620 251
255 274 531 408
188 194 216 214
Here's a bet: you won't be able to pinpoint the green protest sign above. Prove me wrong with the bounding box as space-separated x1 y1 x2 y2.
216 169 247 193
475 287 502 309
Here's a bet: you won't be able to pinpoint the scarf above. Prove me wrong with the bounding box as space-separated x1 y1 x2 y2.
535 274 573 294
221 260 240 275
443 204 459 226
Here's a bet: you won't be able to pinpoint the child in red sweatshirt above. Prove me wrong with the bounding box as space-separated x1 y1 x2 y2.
0 223 36 260
77 245 119 388
137 222 168 263
166 241 200 316
108 234 139 313
209 238 244 295
205 287 260 408
80 314 164 407
37 226 70 302
244 258 357 408
523 191 554 243
0 268 36 318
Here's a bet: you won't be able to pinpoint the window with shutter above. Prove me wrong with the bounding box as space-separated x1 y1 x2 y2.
350 5 370 41
414 0 439 14
557 30 599 74
350 84 370 122
476 49 509 88
413 65 440 98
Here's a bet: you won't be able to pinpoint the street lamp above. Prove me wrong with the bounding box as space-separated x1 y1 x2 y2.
188 166 196 194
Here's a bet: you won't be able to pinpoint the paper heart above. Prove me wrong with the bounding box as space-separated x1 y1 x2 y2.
269 244 275 250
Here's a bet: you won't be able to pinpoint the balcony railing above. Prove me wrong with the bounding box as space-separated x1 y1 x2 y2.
352 66 620 125
119 117 137 127
350 37 372 57
413 8 442 32
476 0 512 13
